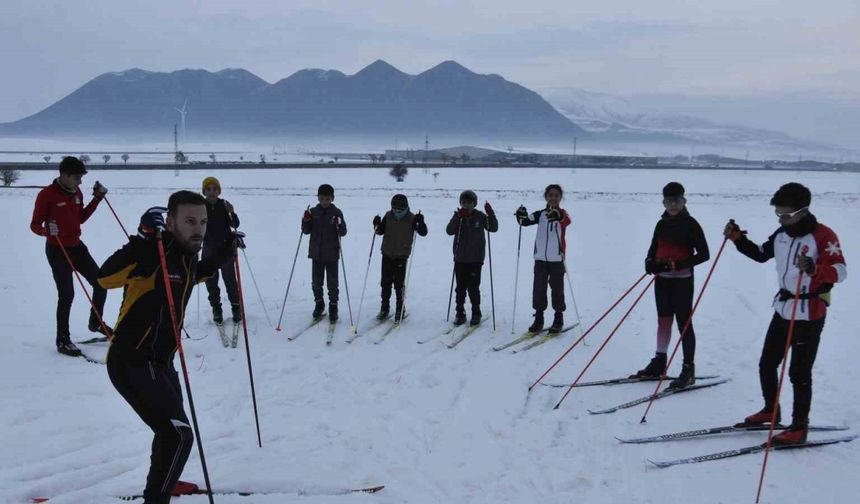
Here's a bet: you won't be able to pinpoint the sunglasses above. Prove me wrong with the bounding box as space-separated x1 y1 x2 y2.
774 207 808 220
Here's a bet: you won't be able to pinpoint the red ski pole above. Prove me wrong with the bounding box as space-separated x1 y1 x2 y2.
639 237 728 423
755 250 807 503
553 276 656 409
55 238 113 338
233 252 262 448
155 231 215 504
102 194 130 239
529 272 648 391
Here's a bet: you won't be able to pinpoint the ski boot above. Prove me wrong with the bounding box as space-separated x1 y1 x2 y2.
548 312 564 333
735 406 781 428
312 300 325 320
329 303 338 323
470 308 482 327
88 319 114 336
172 480 200 496
376 300 390 321
629 352 667 379
453 305 467 326
212 304 224 325
772 421 808 445
668 362 696 389
56 339 83 357
231 303 242 323
528 311 544 333
394 296 405 323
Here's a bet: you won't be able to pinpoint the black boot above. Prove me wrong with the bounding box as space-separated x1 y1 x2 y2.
528 311 544 333
312 300 325 320
394 294 405 323
630 352 667 379
548 312 564 333
231 303 242 323
453 305 466 326
376 300 390 321
212 304 224 325
88 319 114 336
668 362 695 389
329 303 338 323
470 308 482 327
56 339 83 357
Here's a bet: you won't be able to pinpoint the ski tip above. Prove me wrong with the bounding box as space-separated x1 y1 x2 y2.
615 436 631 444
645 459 667 468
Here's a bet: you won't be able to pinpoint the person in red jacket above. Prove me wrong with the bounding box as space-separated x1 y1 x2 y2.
725 182 847 445
29 156 111 356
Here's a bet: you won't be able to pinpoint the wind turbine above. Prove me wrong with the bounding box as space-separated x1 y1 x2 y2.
175 99 188 147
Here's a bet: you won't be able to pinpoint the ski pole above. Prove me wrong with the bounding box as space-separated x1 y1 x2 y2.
155 230 215 504
240 248 273 329
511 223 523 334
553 276 656 410
446 217 464 322
529 272 648 391
639 237 728 423
55 237 113 338
338 234 355 331
755 249 807 504
487 228 496 332
398 218 420 323
233 252 262 448
353 230 377 335
102 194 130 239
275 207 309 332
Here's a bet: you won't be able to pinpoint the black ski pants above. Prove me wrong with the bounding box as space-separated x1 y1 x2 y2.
759 312 824 424
108 350 193 504
202 248 239 310
311 260 339 305
45 242 106 344
380 255 408 310
454 262 482 314
532 260 565 313
655 275 696 363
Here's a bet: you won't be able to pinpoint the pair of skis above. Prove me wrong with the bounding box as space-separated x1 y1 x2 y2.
345 314 392 344
417 317 488 348
618 423 855 468
492 323 579 352
31 484 385 502
216 320 241 348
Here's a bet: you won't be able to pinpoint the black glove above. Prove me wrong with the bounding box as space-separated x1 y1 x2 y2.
645 259 658 275
412 213 425 230
724 219 744 242
93 181 108 199
547 208 562 222
796 255 816 275
515 206 528 223
373 215 382 228
233 231 246 250
138 206 167 238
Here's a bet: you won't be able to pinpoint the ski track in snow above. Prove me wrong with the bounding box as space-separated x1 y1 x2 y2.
1 167 858 503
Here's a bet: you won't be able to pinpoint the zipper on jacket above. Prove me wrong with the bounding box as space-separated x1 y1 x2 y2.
781 237 797 290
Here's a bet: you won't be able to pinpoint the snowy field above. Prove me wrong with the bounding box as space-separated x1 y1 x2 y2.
1 166 858 503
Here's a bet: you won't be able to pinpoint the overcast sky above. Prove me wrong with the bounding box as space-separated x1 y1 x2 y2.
1 0 858 123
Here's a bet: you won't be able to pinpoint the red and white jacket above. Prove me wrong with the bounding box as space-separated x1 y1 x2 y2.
736 215 847 321
30 179 102 247
520 207 571 262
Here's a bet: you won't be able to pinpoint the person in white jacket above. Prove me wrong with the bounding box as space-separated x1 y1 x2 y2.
515 184 571 333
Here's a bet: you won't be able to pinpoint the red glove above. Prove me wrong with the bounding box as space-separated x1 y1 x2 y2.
331 216 342 226
484 201 494 214
302 210 312 222
457 208 469 218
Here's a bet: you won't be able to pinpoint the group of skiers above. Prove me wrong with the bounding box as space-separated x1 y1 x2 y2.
28 156 846 501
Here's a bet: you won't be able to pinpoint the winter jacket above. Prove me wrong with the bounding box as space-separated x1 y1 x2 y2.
446 210 499 264
646 208 710 278
376 210 428 259
734 213 847 321
30 179 102 247
203 198 239 250
519 207 571 262
302 204 347 263
98 232 233 363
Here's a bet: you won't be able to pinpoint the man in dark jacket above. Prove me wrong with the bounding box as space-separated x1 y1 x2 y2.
632 182 709 389
372 194 428 322
30 156 111 356
98 191 239 503
302 184 347 322
201 176 241 325
446 190 499 326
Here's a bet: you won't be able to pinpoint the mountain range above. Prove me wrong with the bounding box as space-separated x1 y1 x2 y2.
0 61 584 142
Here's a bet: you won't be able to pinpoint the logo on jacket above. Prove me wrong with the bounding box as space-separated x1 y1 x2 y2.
76 197 81 205
826 241 842 256
168 273 183 284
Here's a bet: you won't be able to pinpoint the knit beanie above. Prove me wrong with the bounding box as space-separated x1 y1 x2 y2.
663 182 685 198
201 176 221 193
391 194 409 209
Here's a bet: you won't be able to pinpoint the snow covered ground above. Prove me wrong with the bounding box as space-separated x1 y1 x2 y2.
1 166 858 503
